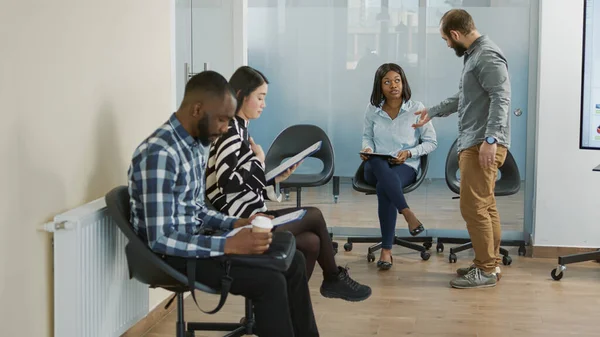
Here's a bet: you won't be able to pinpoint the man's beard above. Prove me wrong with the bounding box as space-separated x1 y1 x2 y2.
451 39 467 57
196 114 217 146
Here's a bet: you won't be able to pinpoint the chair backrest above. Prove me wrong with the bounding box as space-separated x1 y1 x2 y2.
352 154 429 194
264 124 335 179
105 186 217 294
444 138 520 196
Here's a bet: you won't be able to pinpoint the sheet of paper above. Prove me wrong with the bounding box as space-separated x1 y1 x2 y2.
225 210 306 237
271 209 306 226
265 141 322 181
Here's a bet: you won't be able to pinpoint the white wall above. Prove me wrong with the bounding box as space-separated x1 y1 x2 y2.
533 0 600 247
0 0 173 336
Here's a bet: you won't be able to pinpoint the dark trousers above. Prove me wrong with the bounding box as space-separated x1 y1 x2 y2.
364 157 417 249
165 250 319 337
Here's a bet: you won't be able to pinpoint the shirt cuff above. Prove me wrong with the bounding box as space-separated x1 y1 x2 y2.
220 216 238 231
208 236 227 257
408 148 417 158
264 183 282 202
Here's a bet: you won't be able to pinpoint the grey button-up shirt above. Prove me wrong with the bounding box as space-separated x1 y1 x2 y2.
428 35 511 152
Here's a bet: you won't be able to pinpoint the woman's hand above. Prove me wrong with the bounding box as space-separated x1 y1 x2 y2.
388 150 411 165
249 137 265 163
275 163 300 183
360 147 373 161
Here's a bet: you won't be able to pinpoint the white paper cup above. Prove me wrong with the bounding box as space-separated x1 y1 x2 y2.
251 216 273 233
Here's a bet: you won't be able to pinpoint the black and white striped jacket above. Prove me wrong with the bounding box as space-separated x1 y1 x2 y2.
206 116 280 218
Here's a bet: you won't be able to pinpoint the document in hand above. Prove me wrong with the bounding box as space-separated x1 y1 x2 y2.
264 141 322 182
225 209 307 237
359 151 395 159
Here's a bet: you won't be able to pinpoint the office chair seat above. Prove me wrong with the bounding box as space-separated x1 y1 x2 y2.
345 154 433 261
105 186 254 337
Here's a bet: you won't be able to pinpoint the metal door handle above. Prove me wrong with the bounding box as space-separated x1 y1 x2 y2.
514 108 522 116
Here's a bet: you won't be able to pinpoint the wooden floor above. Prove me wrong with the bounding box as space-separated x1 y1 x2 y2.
144 180 600 337
271 178 525 231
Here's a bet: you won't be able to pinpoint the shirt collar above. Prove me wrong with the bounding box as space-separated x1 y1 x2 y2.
234 115 249 128
168 113 198 148
376 100 409 117
465 35 487 56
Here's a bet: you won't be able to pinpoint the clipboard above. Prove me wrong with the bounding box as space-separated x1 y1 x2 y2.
225 209 307 237
265 141 322 181
359 151 395 159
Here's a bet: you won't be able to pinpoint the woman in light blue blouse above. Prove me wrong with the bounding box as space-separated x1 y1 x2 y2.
361 63 437 270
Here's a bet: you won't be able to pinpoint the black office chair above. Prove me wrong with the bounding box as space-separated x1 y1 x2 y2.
343 154 434 261
105 186 254 337
437 138 527 265
265 124 335 208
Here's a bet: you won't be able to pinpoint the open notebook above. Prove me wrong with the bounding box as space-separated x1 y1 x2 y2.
265 141 322 182
225 209 307 237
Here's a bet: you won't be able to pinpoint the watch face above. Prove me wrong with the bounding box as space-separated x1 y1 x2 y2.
486 137 495 144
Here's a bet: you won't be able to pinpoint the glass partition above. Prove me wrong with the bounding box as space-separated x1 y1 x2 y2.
176 0 537 241
246 0 534 240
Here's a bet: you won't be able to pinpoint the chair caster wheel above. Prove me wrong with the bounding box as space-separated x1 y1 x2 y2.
367 253 375 262
285 193 290 201
423 241 432 250
551 265 566 281
344 242 353 252
518 245 526 256
449 253 457 263
503 255 512 266
436 242 444 253
334 195 339 203
421 251 431 261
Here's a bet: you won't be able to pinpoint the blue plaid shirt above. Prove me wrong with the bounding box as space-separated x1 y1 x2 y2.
128 113 237 258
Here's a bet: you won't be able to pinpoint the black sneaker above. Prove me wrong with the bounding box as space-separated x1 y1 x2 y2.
319 266 372 302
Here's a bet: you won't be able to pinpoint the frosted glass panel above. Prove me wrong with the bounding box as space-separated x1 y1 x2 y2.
248 0 423 177
248 0 530 180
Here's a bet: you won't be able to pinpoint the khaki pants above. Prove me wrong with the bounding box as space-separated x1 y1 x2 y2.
458 144 507 273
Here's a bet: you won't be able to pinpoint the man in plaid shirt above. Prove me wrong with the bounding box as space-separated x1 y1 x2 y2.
128 71 319 336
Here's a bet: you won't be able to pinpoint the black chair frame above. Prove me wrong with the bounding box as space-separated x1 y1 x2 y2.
106 186 254 337
343 154 433 262
436 139 527 265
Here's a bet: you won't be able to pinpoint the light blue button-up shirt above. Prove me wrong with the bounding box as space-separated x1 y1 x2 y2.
362 100 438 173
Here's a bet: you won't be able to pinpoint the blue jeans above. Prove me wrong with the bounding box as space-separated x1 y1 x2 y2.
364 157 417 249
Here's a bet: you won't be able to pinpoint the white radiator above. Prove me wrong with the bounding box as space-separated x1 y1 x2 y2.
48 197 149 337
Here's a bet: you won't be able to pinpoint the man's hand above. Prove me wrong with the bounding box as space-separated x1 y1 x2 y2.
360 147 373 161
479 142 497 169
249 137 265 163
233 213 274 228
389 150 410 165
275 162 300 183
224 228 272 255
412 108 431 128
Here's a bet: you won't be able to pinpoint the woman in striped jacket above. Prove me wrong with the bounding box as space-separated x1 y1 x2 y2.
206 66 371 302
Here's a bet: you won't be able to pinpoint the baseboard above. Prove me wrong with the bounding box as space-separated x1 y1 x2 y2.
531 246 600 259
121 293 177 337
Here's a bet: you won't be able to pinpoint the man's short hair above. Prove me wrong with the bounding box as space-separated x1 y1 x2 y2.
440 9 476 36
184 70 235 100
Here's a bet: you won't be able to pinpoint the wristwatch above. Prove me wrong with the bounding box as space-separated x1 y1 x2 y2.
485 136 497 145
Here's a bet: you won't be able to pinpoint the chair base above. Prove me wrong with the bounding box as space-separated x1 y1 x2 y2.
344 236 434 261
551 249 600 281
436 237 527 266
175 293 254 337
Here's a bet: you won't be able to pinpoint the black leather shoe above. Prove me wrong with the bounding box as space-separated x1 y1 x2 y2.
409 224 425 236
377 256 393 270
